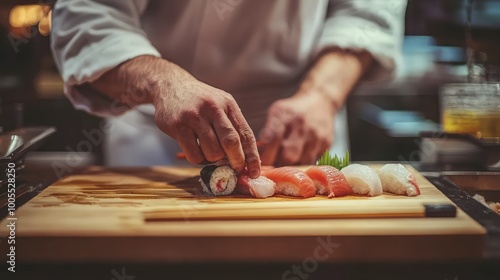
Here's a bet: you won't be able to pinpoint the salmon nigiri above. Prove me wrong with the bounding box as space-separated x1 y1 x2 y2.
305 166 352 198
263 167 316 198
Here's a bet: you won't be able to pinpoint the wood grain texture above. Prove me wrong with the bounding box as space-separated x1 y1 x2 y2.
0 165 486 263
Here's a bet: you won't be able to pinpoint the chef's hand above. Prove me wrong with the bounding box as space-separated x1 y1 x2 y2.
152 63 261 177
259 91 335 166
258 48 373 166
89 56 260 177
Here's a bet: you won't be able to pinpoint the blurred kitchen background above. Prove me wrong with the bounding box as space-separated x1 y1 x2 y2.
1 0 499 170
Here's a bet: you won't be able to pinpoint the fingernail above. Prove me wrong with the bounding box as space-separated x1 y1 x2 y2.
250 169 260 178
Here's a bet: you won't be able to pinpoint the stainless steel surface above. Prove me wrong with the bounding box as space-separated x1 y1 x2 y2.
420 131 500 171
0 135 23 158
442 171 500 191
0 126 56 162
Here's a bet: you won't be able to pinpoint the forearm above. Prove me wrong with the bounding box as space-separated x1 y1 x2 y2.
296 48 373 112
88 55 172 106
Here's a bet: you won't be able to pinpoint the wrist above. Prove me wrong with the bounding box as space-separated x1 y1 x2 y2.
291 87 338 118
137 56 172 106
294 48 373 114
295 77 341 114
149 59 198 107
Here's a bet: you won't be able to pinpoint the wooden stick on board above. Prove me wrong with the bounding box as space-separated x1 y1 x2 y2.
144 201 456 221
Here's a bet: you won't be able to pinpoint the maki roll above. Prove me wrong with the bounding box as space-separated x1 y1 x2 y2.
199 165 237 196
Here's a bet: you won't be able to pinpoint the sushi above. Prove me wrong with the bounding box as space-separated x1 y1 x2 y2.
263 167 316 198
341 164 382 196
377 164 420 196
199 165 237 196
236 169 276 198
305 165 352 198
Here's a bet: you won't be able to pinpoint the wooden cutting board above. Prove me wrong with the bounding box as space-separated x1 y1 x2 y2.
0 164 486 263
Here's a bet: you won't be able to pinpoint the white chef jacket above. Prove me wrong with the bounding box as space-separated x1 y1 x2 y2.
51 0 406 166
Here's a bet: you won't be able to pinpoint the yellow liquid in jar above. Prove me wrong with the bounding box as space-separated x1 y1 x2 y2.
477 113 500 138
443 110 480 135
443 110 500 139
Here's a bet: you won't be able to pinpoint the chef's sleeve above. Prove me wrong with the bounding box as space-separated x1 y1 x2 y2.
316 0 407 81
51 0 160 116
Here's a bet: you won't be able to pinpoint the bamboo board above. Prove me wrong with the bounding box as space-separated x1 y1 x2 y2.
0 165 486 263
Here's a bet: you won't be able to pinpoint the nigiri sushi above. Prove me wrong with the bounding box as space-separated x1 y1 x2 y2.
341 164 382 196
377 164 420 196
305 166 352 198
236 170 276 198
263 167 316 198
199 165 237 196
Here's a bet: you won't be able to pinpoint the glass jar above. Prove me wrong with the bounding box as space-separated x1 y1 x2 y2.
440 83 500 140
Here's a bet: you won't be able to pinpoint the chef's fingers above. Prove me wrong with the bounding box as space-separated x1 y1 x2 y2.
176 129 205 165
278 123 306 166
212 113 246 174
195 120 225 163
304 136 332 165
259 115 286 166
301 137 329 165
299 136 319 165
313 142 328 165
227 107 261 178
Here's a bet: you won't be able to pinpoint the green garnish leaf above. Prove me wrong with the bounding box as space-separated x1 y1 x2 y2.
316 149 350 170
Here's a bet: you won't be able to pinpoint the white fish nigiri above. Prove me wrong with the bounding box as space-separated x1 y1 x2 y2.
237 170 276 198
341 164 382 196
377 164 420 196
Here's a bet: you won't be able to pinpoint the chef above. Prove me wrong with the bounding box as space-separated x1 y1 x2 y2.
51 0 406 178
